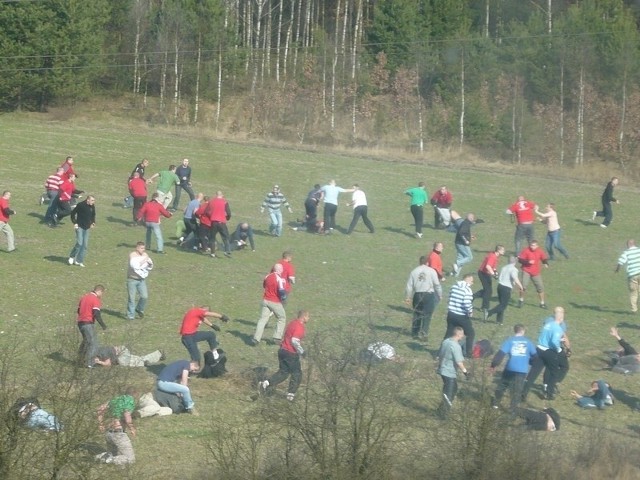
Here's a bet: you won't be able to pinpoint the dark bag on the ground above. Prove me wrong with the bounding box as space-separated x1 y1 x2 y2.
199 349 228 378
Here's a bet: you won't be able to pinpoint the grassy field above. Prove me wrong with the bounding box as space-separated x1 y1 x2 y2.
1 111 640 478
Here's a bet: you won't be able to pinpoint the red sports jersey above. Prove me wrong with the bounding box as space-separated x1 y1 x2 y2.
59 160 76 180
277 260 296 292
519 247 547 276
478 252 499 274
77 292 101 323
263 272 285 303
0 198 11 223
137 200 171 223
431 190 453 208
508 199 536 224
281 317 306 354
179 307 207 335
128 177 147 197
208 197 228 223
195 203 212 227
427 251 444 279
45 173 63 191
58 179 74 202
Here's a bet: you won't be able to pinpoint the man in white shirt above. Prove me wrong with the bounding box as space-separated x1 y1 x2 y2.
127 242 153 320
346 184 375 234
535 203 569 260
320 179 354 233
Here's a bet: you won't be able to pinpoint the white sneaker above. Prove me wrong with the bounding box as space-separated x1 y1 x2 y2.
75 262 85 267
68 257 74 265
452 263 459 275
600 224 607 229
286 393 295 402
416 232 423 239
591 211 597 221
259 380 269 395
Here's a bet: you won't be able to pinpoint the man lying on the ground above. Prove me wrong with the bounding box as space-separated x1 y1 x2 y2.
93 345 165 367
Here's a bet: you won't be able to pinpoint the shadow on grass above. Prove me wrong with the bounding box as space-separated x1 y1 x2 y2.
102 308 129 320
44 255 70 264
105 215 132 226
252 229 272 237
381 226 416 239
27 212 46 222
398 396 431 415
616 321 640 330
610 388 640 410
115 242 138 249
569 302 630 315
225 327 260 346
46 351 76 365
372 325 405 334
573 218 600 226
387 304 413 315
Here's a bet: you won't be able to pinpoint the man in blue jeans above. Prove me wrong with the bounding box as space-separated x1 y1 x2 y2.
68 195 96 267
156 360 200 415
126 242 153 320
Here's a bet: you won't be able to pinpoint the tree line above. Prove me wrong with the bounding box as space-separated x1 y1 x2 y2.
1 0 640 166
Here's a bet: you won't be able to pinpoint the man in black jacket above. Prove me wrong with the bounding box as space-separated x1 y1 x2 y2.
592 176 619 228
68 195 96 267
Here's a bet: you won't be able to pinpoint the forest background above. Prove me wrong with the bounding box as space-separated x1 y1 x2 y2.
3 0 640 171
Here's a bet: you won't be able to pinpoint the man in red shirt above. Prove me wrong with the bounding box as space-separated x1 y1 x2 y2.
59 156 76 180
518 240 549 309
208 190 232 258
77 285 107 368
473 245 505 320
41 167 65 205
136 192 172 253
179 306 229 364
0 191 16 252
276 250 296 299
194 196 212 252
252 264 287 345
507 195 537 254
427 242 445 281
431 185 453 228
50 174 80 227
259 310 310 401
128 172 147 225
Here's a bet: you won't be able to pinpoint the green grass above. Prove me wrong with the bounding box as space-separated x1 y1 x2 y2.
1 111 640 478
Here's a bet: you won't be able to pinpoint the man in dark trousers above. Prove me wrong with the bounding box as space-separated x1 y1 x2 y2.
171 158 195 211
592 176 619 228
77 285 107 368
68 195 96 267
259 310 310 402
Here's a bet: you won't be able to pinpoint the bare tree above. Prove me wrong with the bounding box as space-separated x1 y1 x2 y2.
459 48 465 147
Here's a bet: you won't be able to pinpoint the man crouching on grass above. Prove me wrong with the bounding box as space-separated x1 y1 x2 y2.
96 387 137 465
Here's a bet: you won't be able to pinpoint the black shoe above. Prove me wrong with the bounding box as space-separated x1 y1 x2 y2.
136 309 144 319
250 338 259 346
159 349 166 361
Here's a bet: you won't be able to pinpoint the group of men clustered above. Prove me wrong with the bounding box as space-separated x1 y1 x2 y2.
0 157 635 464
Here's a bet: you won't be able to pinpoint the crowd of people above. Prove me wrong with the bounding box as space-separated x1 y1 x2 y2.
2 154 634 465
